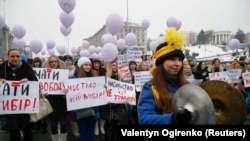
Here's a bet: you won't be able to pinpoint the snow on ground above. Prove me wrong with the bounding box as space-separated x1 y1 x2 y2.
185 45 244 62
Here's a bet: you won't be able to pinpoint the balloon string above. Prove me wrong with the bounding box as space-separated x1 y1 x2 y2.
67 36 69 54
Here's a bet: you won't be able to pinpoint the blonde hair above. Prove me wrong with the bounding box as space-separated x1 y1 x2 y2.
44 55 65 69
105 61 122 81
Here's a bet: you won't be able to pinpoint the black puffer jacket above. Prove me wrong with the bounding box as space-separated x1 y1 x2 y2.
0 60 38 130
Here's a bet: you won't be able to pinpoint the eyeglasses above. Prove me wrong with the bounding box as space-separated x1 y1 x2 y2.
49 61 58 64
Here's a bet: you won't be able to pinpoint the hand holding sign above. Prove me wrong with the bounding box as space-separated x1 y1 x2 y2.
20 78 28 83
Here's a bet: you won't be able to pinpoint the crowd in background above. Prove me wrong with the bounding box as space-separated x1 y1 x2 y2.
0 48 250 141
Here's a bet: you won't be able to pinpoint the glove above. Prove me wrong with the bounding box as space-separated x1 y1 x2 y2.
173 108 192 124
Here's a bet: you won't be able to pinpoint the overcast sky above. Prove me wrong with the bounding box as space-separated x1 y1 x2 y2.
0 0 249 57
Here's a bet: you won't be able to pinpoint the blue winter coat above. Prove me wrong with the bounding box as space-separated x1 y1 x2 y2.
138 79 180 125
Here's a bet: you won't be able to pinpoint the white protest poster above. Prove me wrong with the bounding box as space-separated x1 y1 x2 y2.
209 71 228 82
106 77 136 105
242 72 250 88
127 50 142 63
226 69 242 84
0 81 39 114
117 54 132 81
134 71 152 92
65 76 107 111
33 68 69 95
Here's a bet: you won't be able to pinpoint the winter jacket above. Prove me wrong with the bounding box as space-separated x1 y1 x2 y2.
0 60 38 130
138 79 180 125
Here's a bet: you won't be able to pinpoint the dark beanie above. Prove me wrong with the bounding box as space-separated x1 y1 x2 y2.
63 55 73 61
33 57 42 64
155 49 185 66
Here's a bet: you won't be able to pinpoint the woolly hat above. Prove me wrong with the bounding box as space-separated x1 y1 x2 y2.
150 27 185 74
77 57 91 67
63 55 73 62
33 57 42 64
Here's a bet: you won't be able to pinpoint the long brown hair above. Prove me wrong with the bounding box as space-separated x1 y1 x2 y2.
151 64 188 113
77 66 95 78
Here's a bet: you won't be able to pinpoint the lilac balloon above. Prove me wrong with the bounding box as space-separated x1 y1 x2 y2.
13 38 26 49
90 53 98 59
117 39 125 50
79 50 90 57
60 25 72 36
149 40 157 52
48 49 55 55
12 24 26 39
166 17 182 30
58 0 76 14
82 40 89 48
228 38 240 50
56 45 66 55
97 53 103 61
46 40 56 50
102 34 117 45
101 43 118 62
29 39 43 54
71 47 78 54
24 47 30 53
96 46 102 53
41 50 46 55
88 45 96 54
60 11 75 28
0 15 5 29
105 13 124 35
141 19 150 30
175 19 182 30
125 32 137 46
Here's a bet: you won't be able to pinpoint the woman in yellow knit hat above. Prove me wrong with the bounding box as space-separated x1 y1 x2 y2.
137 27 190 124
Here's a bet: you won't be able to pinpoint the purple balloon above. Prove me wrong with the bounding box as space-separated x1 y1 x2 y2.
56 45 66 55
117 39 125 50
102 34 117 45
166 17 182 30
175 20 182 30
0 15 5 29
58 0 76 14
60 25 72 36
90 53 98 59
125 32 137 46
13 38 26 49
46 40 56 50
82 40 89 48
105 13 124 35
24 47 30 53
41 50 46 55
88 45 96 54
60 11 75 28
79 50 89 57
228 38 240 50
149 40 157 52
141 19 150 30
48 49 55 55
71 47 78 54
101 43 118 62
29 39 43 54
12 24 26 39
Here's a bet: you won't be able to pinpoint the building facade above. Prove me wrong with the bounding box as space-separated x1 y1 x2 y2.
0 25 14 59
211 31 232 45
84 21 148 54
